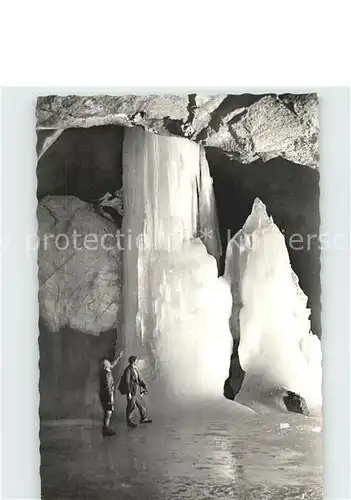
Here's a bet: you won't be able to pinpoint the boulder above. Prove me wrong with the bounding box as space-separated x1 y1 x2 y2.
37 195 122 335
283 391 310 416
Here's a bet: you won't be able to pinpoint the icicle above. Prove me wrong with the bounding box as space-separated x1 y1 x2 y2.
197 147 222 261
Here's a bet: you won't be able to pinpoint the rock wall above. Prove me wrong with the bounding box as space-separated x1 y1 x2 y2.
37 125 124 201
39 324 121 419
37 195 123 418
38 196 123 334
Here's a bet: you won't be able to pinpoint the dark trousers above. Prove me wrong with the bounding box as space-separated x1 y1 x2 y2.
126 390 147 423
99 391 114 428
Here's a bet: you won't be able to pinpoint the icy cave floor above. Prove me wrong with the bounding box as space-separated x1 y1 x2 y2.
40 402 322 500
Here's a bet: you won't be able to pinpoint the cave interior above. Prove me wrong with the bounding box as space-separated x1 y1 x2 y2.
37 124 320 419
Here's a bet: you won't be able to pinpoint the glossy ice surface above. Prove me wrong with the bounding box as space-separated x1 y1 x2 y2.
41 402 322 500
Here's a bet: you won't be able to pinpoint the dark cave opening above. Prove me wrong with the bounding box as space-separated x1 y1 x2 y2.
36 125 124 202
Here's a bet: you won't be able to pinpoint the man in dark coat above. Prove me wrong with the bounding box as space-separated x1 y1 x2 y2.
99 350 124 437
123 355 152 428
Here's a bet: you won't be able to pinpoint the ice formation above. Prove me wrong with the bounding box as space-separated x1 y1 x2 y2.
224 198 322 410
122 128 232 401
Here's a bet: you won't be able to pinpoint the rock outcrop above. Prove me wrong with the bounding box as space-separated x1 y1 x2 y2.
283 391 310 416
36 93 319 168
38 195 122 335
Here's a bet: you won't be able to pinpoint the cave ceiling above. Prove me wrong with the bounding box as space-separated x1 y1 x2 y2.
36 93 319 169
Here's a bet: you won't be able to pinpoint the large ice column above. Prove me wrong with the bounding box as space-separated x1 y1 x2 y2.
122 128 231 400
122 128 200 353
224 198 322 409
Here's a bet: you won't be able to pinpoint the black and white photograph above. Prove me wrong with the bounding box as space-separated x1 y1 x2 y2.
36 93 323 499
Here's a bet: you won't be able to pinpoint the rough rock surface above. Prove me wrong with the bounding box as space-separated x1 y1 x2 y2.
283 391 310 416
36 93 319 168
38 195 122 335
96 187 124 222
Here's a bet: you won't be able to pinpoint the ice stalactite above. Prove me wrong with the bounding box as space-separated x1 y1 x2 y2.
122 128 231 402
224 198 322 411
197 148 222 260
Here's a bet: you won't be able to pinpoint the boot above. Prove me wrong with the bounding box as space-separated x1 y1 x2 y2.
127 421 138 428
102 426 116 437
140 418 152 424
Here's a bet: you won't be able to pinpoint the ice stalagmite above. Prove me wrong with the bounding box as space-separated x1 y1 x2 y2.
122 128 231 403
224 198 322 411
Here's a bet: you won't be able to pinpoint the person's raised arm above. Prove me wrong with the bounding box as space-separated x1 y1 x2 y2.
110 350 124 369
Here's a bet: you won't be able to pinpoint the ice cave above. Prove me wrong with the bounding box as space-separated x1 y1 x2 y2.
36 94 322 419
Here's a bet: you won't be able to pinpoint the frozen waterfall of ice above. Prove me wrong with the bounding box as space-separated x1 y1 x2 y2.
224 198 322 411
122 128 232 402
